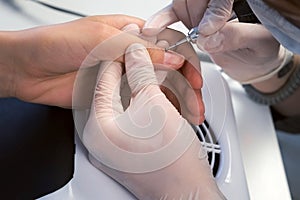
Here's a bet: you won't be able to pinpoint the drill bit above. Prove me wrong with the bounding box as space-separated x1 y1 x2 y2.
165 27 199 51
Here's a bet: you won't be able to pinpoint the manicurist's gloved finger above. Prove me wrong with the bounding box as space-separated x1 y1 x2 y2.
142 0 210 36
142 4 179 36
195 0 233 50
142 0 233 53
198 0 233 36
125 42 203 125
125 43 160 96
93 61 124 120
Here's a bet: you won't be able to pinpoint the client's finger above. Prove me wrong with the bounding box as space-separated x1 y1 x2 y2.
80 25 185 71
156 28 203 90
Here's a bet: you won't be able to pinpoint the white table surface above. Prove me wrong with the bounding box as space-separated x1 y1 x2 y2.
0 0 291 199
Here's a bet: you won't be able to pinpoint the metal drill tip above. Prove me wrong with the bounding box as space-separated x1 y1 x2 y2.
165 27 199 51
165 44 177 51
165 37 188 51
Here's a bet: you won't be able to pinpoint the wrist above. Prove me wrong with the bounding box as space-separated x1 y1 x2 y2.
0 31 19 98
252 53 296 93
239 45 290 85
243 54 300 105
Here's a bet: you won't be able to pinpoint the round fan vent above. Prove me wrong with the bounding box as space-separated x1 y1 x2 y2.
194 120 221 176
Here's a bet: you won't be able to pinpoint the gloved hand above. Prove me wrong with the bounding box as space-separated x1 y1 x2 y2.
142 0 233 49
73 23 205 125
200 21 286 83
122 23 205 124
81 43 225 200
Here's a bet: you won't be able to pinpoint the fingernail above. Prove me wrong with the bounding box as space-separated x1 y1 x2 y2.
163 51 185 67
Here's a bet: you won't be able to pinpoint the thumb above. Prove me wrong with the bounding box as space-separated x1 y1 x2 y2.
142 4 179 36
125 43 160 95
198 0 233 36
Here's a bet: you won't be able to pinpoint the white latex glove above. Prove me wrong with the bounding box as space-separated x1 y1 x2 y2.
82 43 225 200
72 23 205 125
200 21 286 83
142 0 233 48
122 23 205 125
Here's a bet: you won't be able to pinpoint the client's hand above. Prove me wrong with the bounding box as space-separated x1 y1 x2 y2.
82 43 225 200
4 15 183 107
